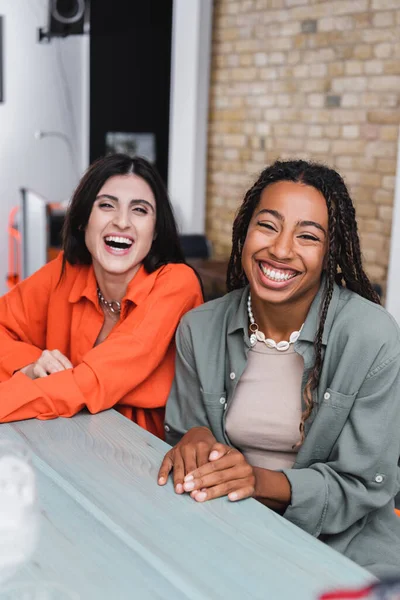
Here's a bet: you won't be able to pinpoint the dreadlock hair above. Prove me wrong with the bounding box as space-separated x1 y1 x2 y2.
227 159 380 442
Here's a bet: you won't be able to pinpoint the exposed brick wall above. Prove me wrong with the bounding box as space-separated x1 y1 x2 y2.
206 0 400 288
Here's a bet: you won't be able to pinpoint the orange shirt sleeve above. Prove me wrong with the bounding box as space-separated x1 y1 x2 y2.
0 258 59 380
0 264 203 422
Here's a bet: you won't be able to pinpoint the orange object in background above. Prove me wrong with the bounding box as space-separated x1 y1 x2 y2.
6 202 64 290
7 206 22 289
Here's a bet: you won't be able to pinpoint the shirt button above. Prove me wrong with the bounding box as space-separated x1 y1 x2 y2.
324 392 331 400
230 372 236 380
375 474 384 483
164 425 170 432
219 397 225 404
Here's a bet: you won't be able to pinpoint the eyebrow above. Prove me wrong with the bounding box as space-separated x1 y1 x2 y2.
256 209 327 236
96 194 155 212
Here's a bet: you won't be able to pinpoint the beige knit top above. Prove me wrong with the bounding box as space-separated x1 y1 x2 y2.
225 341 304 471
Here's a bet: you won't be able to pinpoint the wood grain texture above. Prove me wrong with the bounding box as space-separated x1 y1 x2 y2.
0 410 373 599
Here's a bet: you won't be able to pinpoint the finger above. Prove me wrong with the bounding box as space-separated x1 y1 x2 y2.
183 464 247 493
32 364 48 378
228 485 256 502
190 488 206 500
196 442 212 469
185 450 242 484
172 453 186 494
209 443 232 461
157 453 173 486
51 350 73 370
194 478 255 503
38 358 64 374
38 352 65 374
181 445 198 477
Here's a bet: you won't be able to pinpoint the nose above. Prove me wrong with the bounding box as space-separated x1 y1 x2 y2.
269 231 294 261
112 207 131 230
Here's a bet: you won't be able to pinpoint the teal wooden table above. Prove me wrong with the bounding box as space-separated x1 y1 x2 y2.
1 411 373 599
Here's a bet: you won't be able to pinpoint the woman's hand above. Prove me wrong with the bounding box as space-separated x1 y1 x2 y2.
182 442 256 502
158 427 217 494
20 349 73 379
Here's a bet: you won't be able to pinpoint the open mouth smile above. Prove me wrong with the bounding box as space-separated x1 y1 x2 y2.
104 235 134 255
258 260 301 285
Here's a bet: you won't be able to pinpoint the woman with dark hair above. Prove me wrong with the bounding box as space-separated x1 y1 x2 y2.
0 154 203 437
159 159 400 576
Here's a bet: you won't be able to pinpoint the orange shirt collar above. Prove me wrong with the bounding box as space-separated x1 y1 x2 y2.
68 263 158 307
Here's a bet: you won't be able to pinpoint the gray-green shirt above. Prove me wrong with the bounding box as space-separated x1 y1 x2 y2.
165 282 400 578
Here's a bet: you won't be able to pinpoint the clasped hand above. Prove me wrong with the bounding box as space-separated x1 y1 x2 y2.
158 427 256 502
20 349 73 379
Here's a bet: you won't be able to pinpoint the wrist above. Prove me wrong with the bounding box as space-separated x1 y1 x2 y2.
253 467 291 506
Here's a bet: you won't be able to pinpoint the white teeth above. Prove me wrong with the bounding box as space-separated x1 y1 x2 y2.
260 263 296 282
105 236 133 245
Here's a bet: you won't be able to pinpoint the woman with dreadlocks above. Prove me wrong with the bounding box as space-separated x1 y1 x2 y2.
158 159 400 576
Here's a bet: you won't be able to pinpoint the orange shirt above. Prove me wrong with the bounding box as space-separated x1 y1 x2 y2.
0 254 203 438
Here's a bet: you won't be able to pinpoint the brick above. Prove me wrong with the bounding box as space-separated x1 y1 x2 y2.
326 95 341 108
365 265 385 282
328 62 345 77
331 140 367 155
301 19 318 33
383 176 396 190
368 110 400 124
361 123 380 140
381 126 399 141
377 159 397 173
372 11 396 28
345 61 364 76
372 0 400 8
378 205 393 222
384 61 400 75
353 13 372 29
365 140 398 158
373 43 393 59
319 15 354 31
308 93 325 108
364 60 383 75
293 64 309 78
325 125 341 138
342 125 360 138
355 203 378 218
308 125 323 138
353 44 372 59
332 77 368 92
305 139 330 153
254 52 268 66
341 94 360 107
374 189 394 205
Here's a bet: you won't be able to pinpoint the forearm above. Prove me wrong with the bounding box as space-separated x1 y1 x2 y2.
253 467 291 511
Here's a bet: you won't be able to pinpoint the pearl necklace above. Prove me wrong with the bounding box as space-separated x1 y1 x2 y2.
97 288 121 316
247 294 303 352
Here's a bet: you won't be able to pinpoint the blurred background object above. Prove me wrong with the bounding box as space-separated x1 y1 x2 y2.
0 441 38 585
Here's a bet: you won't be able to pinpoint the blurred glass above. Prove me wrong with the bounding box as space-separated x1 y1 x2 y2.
0 582 79 599
0 440 39 584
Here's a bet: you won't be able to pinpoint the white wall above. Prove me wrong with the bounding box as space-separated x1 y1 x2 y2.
385 127 400 321
0 0 89 294
168 0 213 234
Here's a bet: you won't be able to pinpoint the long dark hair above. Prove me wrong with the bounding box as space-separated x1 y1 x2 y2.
62 153 185 273
227 159 380 440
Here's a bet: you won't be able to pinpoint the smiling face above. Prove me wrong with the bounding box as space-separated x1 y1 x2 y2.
84 173 157 282
241 181 329 307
